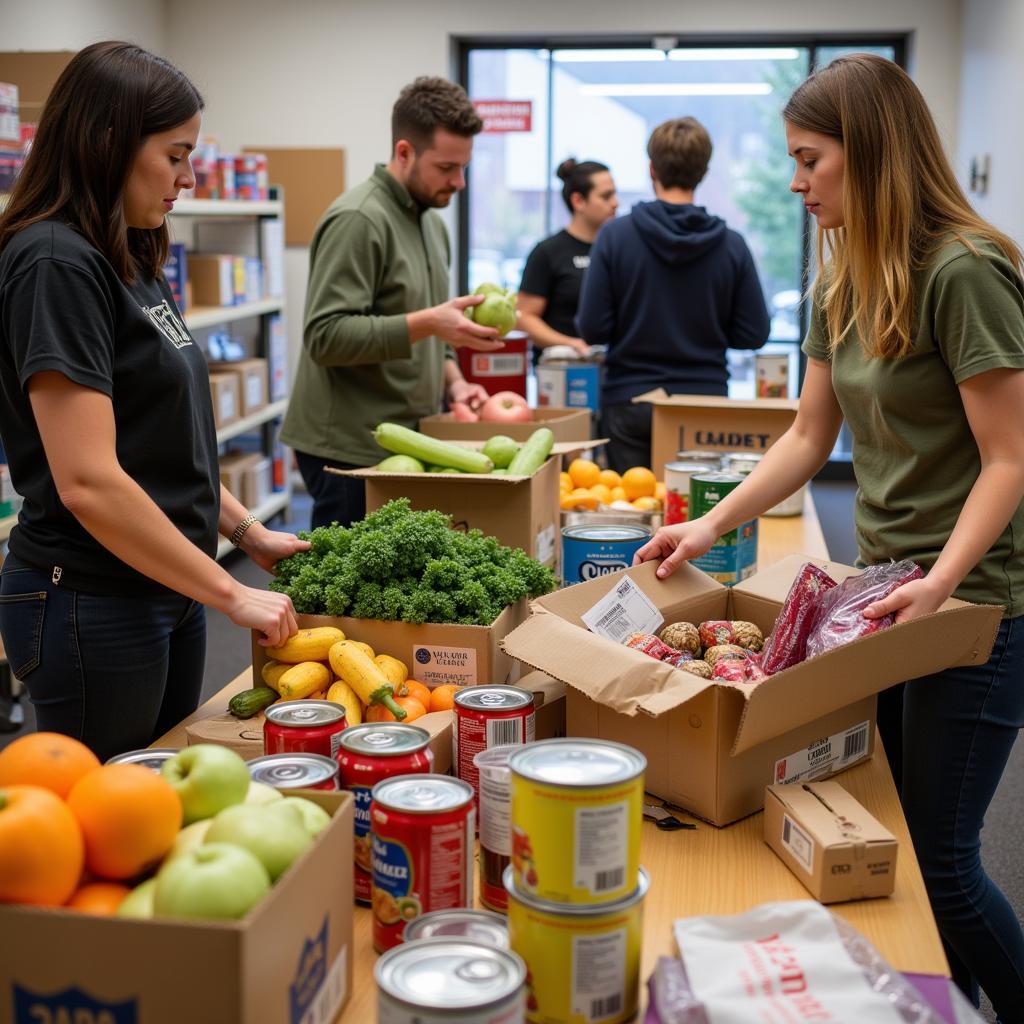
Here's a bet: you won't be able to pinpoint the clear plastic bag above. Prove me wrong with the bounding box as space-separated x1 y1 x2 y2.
759 562 838 674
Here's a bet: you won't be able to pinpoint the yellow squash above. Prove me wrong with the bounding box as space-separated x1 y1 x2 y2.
328 641 406 720
266 627 346 664
374 654 409 687
326 680 363 726
277 661 331 700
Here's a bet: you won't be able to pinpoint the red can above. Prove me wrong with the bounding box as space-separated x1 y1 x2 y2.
247 752 339 791
453 685 535 810
263 700 347 760
371 775 474 952
336 724 434 905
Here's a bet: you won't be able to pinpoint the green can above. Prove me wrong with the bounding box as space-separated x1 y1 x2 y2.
689 473 758 585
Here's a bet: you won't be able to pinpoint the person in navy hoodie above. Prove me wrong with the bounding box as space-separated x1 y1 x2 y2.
577 117 770 472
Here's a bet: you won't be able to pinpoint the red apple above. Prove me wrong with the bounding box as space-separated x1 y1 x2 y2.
479 391 531 424
450 401 479 422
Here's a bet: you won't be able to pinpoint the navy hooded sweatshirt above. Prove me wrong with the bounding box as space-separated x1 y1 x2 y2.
576 201 770 405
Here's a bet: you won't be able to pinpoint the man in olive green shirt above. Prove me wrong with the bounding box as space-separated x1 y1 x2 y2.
282 77 502 528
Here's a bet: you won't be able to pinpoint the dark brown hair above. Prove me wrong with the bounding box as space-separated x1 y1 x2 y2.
0 41 203 284
391 77 483 153
647 117 712 191
556 158 610 213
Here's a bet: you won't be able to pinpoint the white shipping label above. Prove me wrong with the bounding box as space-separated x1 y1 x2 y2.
572 929 627 1022
773 721 871 786
220 389 236 423
574 801 628 894
246 375 263 407
581 576 664 643
411 644 478 687
781 814 814 872
535 523 557 565
298 945 347 1024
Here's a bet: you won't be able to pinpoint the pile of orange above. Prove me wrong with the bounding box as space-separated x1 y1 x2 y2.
560 459 666 512
366 681 464 722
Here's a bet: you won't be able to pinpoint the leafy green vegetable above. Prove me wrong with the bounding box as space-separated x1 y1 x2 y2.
270 499 557 625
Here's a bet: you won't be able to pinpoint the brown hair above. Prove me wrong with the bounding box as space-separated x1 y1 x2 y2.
391 77 483 153
0 41 203 285
785 53 1021 359
647 117 712 191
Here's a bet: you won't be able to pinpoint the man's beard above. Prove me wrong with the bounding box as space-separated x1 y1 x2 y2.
407 167 454 209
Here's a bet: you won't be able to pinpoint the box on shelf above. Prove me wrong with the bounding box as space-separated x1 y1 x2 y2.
260 219 285 298
764 780 899 902
189 253 235 307
163 242 188 313
418 406 592 445
218 451 260 496
209 358 269 418
267 313 288 402
209 371 241 430
501 554 1001 826
0 82 19 144
0 789 354 1024
241 456 273 510
634 390 799 479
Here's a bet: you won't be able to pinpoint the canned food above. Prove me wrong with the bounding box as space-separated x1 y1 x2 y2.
337 724 434 905
372 775 475 952
474 745 517 914
663 461 714 525
376 938 526 1023
403 908 509 949
675 449 723 466
505 866 649 1024
247 753 339 791
508 739 644 905
722 450 763 476
264 700 347 760
756 352 791 398
561 524 651 586
105 748 178 772
719 452 806 516
689 473 758 586
454 686 535 809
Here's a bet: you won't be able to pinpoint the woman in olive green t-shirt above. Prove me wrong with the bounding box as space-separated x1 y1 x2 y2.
638 55 1024 1019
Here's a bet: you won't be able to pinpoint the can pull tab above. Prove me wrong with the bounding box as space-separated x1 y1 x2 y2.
52 566 63 585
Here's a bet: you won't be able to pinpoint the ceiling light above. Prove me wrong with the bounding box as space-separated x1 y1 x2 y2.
578 83 773 97
668 47 802 61
553 49 666 63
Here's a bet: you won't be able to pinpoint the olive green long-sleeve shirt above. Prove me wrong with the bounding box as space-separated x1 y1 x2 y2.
280 165 453 466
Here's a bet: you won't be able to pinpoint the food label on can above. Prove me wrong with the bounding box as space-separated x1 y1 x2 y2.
572 928 627 1022
581 577 664 642
691 520 758 586
352 786 373 900
411 644 478 686
480 771 512 854
782 814 815 871
574 802 628 895
773 721 871 786
664 488 687 526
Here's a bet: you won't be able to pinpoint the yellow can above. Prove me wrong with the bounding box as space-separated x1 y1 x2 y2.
508 738 645 905
505 866 649 1024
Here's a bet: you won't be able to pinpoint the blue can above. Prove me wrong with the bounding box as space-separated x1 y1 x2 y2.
561 524 652 586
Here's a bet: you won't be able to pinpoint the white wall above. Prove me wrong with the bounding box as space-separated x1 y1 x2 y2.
957 0 1024 245
1 0 164 51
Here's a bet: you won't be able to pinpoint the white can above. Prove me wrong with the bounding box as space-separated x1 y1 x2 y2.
756 352 791 398
722 451 805 517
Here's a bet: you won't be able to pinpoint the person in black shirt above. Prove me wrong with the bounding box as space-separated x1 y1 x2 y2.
0 42 306 760
517 159 618 362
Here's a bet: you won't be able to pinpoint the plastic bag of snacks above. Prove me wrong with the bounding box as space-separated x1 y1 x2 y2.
759 562 838 674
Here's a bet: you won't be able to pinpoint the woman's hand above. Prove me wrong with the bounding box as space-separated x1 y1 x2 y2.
224 581 298 648
239 523 311 575
862 575 952 625
632 519 719 578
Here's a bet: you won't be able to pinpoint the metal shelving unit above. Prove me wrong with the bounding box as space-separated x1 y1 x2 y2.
184 298 283 332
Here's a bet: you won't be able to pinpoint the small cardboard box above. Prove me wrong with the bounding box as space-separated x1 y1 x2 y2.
241 456 273 510
188 253 235 307
209 358 269 417
0 790 354 1024
634 389 799 476
209 371 241 431
418 407 593 445
764 781 899 902
219 451 260 497
501 554 1001 826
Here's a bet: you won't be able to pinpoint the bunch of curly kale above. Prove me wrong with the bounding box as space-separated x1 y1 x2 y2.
269 499 558 626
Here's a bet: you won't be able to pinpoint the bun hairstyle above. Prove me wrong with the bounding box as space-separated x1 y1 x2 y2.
556 158 610 213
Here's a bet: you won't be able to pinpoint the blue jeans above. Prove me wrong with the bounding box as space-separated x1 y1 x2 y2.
0 554 206 762
878 614 1024 1022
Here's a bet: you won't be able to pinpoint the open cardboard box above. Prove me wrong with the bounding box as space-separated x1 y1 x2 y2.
419 406 592 445
633 389 799 475
0 790 354 1024
502 554 1001 826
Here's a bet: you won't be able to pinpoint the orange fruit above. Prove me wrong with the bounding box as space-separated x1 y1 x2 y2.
429 684 465 713
598 469 621 488
568 458 600 489
398 679 432 710
0 784 84 905
632 496 661 511
67 764 182 880
66 881 131 915
655 481 667 502
560 491 599 511
590 484 613 505
0 732 101 800
622 467 657 500
559 471 573 492
610 486 627 503
366 696 427 723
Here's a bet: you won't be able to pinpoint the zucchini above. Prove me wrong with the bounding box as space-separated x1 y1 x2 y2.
374 423 493 474
229 686 278 719
507 427 555 476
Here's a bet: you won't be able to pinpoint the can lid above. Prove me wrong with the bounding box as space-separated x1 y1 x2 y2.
675 450 722 461
375 939 525 1009
503 865 650 916
372 773 473 812
247 753 337 788
561 524 651 542
690 472 746 484
402 909 509 948
664 462 717 473
455 685 533 713
104 748 177 769
265 700 345 729
337 723 430 757
508 738 645 787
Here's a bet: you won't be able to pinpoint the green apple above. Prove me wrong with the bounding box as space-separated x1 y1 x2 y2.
164 819 213 863
482 435 519 469
474 282 505 297
161 744 251 825
154 843 270 920
205 804 312 882
280 797 332 837
244 781 284 806
377 454 426 473
473 295 517 336
117 877 157 919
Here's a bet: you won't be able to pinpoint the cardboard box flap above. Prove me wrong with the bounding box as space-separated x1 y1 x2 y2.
732 601 1002 754
633 388 799 413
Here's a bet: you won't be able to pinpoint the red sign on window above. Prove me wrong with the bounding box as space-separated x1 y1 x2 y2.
474 100 533 133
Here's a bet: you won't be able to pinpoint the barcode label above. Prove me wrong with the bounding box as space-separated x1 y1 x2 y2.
470 353 527 376
594 867 625 892
782 814 815 871
774 721 872 786
594 605 633 642
487 716 523 747
575 803 628 894
299 946 347 1024
591 994 623 1020
843 724 868 761
572 929 627 1022
581 576 663 641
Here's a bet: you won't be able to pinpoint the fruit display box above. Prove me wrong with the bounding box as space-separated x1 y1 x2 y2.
502 554 1001 826
0 790 354 1024
419 406 592 445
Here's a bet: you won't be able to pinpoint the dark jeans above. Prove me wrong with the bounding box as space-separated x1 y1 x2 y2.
878 614 1024 1022
294 450 366 530
0 554 206 762
598 401 654 474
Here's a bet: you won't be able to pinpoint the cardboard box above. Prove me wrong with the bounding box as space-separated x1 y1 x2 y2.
419 406 593 445
764 781 899 902
0 790 354 1024
219 451 260 496
208 358 269 418
501 554 1001 826
242 456 273 510
189 253 235 307
634 389 799 477
209 371 241 431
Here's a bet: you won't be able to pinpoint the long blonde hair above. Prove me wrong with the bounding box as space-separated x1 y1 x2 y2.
784 54 1021 359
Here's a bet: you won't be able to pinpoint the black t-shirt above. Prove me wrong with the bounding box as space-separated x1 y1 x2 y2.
0 220 219 596
519 230 592 362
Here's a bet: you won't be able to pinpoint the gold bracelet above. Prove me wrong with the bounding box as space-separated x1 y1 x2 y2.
229 512 258 547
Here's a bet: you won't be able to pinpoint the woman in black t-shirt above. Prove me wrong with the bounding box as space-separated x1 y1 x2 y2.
0 42 306 760
518 159 618 362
